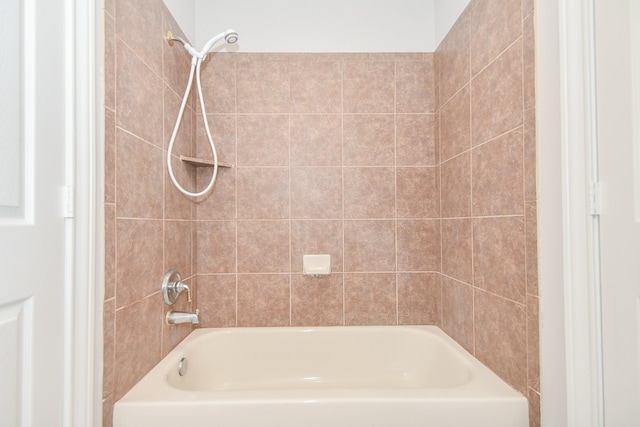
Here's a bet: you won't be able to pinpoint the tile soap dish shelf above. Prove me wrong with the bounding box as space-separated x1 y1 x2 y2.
180 155 233 168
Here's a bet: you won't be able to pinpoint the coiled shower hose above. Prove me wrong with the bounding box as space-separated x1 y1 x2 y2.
166 55 219 198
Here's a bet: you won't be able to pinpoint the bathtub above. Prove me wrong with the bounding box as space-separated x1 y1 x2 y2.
113 326 528 427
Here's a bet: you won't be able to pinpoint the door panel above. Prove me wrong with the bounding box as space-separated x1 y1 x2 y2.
0 0 69 425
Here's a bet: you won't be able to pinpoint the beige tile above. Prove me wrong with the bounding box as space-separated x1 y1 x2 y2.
396 58 435 113
115 130 163 219
115 219 163 308
529 389 541 427
474 290 527 394
104 13 116 111
440 84 471 161
164 156 195 221
237 115 289 166
343 115 395 166
344 273 396 325
523 14 536 110
441 277 474 353
436 10 470 106
441 152 471 218
473 217 526 304
396 114 436 167
115 0 163 76
236 168 289 219
237 60 290 113
344 220 396 272
195 114 236 165
290 60 342 113
290 115 342 167
237 274 290 326
441 219 473 284
397 220 440 272
434 112 441 166
524 107 537 201
114 294 162 400
396 167 439 218
469 0 522 75
104 204 116 300
198 58 237 114
523 0 535 18
344 167 395 219
471 40 523 146
194 166 236 220
197 275 237 327
472 128 524 216
398 273 441 325
528 295 540 391
161 9 194 101
290 167 342 219
103 395 114 427
165 220 192 277
526 201 539 296
291 220 344 273
237 220 290 273
291 274 344 326
115 40 163 146
104 0 115 17
197 221 236 274
163 88 195 220
103 298 115 397
343 61 395 113
105 108 116 203
163 85 193 159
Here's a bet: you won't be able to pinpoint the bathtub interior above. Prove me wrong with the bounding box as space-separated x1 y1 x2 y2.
167 327 474 391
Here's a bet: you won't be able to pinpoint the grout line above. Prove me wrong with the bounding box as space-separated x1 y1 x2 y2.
394 59 399 326
234 62 239 328
340 58 346 326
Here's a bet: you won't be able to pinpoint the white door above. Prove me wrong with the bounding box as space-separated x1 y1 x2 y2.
0 0 70 425
596 0 640 424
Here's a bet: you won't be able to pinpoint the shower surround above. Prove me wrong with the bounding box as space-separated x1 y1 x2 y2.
103 0 538 426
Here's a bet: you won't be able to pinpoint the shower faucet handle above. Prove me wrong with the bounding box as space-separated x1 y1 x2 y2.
161 269 192 306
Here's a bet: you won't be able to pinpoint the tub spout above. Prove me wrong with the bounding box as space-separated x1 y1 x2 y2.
166 309 200 325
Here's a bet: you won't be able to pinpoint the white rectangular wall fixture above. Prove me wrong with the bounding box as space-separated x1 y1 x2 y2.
303 254 331 276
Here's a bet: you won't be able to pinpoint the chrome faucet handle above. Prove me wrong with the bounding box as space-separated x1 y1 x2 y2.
161 269 192 306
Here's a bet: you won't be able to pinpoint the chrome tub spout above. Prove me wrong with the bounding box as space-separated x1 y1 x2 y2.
166 309 200 325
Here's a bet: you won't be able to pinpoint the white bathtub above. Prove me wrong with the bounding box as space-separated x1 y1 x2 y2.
113 326 528 427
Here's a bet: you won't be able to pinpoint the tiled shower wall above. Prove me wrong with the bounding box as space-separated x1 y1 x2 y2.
436 0 539 424
102 0 200 424
193 52 439 328
103 0 540 426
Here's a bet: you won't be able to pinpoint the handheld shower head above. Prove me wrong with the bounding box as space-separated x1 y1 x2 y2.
225 31 239 44
201 29 239 55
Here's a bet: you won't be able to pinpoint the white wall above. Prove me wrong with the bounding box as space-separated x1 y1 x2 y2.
163 0 471 52
433 0 470 46
194 0 435 52
163 0 196 42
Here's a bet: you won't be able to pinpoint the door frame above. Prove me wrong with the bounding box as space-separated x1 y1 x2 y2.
65 0 102 425
542 0 605 425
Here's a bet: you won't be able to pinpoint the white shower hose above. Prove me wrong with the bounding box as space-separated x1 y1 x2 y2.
166 56 219 198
